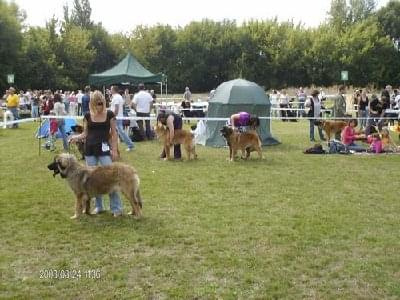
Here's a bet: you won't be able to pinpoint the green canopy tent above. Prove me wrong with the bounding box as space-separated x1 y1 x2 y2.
205 78 279 147
89 53 166 93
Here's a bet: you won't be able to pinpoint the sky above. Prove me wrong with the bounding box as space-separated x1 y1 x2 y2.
11 0 390 33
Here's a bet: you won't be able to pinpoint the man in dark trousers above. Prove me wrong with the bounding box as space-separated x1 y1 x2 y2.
132 83 154 140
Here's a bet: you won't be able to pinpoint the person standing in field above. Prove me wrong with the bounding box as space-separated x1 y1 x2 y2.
183 86 192 102
81 86 91 116
31 90 40 120
279 90 290 121
333 85 347 139
76 89 84 115
357 89 369 130
333 85 346 119
132 83 154 140
52 93 69 151
297 87 307 116
111 85 134 151
305 89 325 142
69 90 123 217
6 87 19 128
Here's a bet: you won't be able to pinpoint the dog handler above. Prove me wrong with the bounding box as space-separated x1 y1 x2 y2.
69 90 123 217
230 112 260 131
157 110 183 160
305 89 326 142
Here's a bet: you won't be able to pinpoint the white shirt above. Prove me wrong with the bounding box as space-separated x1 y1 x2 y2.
305 97 322 118
395 95 400 109
318 90 326 101
53 102 66 116
270 94 279 105
313 98 322 118
110 93 124 118
304 97 321 118
77 92 84 104
133 90 153 113
279 94 289 105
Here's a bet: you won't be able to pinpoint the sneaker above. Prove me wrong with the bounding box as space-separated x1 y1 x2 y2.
126 147 134 152
92 208 105 214
113 211 123 217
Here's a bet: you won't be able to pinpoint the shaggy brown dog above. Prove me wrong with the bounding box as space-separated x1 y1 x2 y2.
220 126 262 161
47 153 142 219
154 124 197 160
316 120 347 141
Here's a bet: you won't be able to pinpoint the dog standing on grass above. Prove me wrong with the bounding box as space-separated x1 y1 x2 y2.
154 124 197 160
220 126 262 161
316 120 347 141
48 153 142 219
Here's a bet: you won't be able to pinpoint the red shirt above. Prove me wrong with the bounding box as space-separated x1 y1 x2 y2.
341 126 355 145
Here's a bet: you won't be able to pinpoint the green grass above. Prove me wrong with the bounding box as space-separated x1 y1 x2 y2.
1 121 400 299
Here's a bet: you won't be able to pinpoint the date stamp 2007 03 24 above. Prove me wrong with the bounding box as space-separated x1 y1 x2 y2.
39 269 101 280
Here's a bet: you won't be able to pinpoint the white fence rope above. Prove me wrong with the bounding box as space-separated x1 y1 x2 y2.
1 109 400 128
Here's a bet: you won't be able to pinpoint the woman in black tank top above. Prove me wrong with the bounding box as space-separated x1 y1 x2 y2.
84 110 115 156
70 91 122 216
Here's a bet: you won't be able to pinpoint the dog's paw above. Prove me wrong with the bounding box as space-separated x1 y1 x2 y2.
128 211 142 219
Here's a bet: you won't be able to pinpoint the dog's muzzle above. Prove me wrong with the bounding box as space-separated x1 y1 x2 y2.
47 161 60 177
47 160 67 178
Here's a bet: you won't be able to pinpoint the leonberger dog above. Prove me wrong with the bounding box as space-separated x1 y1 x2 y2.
220 126 263 161
154 124 197 160
315 120 347 141
47 153 142 219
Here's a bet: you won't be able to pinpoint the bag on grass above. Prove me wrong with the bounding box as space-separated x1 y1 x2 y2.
129 127 144 142
304 143 326 154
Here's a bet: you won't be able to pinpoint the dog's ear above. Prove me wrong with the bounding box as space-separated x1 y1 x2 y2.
57 154 76 170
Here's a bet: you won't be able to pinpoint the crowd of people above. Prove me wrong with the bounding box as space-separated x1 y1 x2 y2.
1 84 160 152
269 84 400 138
3 83 400 153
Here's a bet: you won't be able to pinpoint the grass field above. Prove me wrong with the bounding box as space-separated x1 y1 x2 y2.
1 120 400 299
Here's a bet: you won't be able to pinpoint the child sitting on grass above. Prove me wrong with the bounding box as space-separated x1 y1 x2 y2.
368 133 382 154
381 128 400 152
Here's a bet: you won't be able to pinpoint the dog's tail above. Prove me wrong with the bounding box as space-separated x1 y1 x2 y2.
133 173 142 208
136 189 143 208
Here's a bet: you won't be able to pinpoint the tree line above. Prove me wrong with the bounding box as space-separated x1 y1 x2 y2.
0 0 399 93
